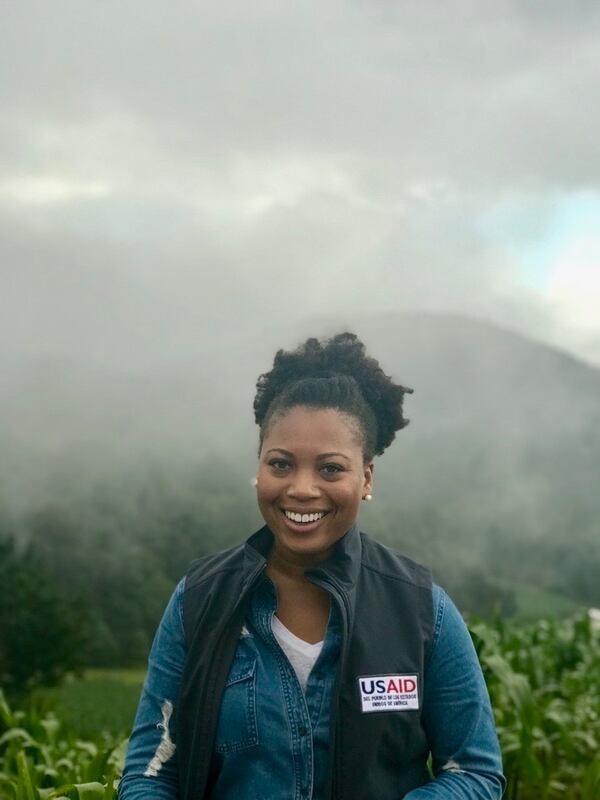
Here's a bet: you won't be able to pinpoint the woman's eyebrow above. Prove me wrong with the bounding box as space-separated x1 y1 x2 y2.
265 448 350 461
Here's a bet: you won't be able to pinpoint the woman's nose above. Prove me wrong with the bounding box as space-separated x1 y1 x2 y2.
286 471 321 499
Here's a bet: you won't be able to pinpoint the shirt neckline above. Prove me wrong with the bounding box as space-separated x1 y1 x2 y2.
271 614 324 651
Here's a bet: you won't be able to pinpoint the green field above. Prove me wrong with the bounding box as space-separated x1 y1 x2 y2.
34 669 145 740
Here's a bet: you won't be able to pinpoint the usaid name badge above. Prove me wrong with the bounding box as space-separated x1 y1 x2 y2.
358 674 419 713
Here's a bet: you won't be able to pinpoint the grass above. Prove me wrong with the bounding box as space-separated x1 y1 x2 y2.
34 668 145 740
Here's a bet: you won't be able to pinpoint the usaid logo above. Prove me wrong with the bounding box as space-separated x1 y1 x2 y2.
358 674 419 713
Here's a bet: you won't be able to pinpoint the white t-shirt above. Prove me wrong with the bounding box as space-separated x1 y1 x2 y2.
271 614 324 692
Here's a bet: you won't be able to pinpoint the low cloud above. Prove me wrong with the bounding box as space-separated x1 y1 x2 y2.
0 0 599 369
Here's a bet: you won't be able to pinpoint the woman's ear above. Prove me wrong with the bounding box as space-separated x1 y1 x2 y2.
363 461 374 496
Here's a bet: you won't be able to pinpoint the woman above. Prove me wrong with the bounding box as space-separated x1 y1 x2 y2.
118 333 506 799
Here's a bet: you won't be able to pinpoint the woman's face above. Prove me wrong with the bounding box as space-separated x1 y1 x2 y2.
256 405 373 566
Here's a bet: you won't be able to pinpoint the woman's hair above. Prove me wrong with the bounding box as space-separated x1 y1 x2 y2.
253 332 413 461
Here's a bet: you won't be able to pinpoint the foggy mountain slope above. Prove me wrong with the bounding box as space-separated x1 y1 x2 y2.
2 312 598 609
2 312 599 537
346 313 600 560
340 311 600 432
5 311 599 445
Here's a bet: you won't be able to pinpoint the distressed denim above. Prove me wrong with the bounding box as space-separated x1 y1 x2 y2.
118 579 505 799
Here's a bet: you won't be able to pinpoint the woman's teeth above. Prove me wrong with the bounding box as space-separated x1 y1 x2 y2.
284 510 327 524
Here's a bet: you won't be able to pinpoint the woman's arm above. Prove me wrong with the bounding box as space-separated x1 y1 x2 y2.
405 585 506 799
117 576 187 800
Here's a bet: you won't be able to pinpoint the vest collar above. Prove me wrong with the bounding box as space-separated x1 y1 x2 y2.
242 521 362 594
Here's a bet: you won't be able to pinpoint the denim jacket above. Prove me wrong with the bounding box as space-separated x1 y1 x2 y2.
118 556 505 799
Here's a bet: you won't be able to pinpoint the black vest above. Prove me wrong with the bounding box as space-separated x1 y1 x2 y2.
176 524 434 799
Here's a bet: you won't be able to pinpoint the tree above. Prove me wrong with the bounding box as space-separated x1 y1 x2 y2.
0 535 90 698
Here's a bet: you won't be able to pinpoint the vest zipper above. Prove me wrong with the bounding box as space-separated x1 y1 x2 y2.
306 574 351 800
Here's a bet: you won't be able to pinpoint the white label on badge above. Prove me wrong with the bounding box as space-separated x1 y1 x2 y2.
358 674 419 712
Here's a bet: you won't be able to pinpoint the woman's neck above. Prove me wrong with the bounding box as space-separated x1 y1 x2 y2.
267 543 331 582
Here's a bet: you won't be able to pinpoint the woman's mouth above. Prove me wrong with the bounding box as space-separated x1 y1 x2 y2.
279 508 331 533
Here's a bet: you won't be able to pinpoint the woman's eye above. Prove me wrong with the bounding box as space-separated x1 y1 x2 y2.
268 459 290 471
320 463 343 475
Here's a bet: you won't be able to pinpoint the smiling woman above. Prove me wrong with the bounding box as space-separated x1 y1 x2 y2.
118 332 506 800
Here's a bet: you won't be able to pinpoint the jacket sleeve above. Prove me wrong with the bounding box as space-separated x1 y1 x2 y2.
117 576 187 800
404 585 506 800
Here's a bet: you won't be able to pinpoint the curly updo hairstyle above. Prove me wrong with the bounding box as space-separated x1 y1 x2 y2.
253 332 413 461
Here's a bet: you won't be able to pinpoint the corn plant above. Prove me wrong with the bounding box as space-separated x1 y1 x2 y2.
470 612 600 799
0 690 125 800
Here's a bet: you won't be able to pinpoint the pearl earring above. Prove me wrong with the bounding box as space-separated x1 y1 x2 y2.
363 493 373 502
250 477 258 487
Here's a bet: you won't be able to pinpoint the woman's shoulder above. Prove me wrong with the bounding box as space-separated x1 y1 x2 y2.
431 582 444 611
184 541 247 589
427 582 476 659
184 525 272 590
359 531 432 588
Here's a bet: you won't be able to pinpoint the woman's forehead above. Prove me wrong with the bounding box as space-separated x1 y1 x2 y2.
263 406 362 452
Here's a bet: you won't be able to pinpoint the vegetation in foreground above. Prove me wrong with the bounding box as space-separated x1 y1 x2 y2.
2 613 600 799
471 612 600 799
32 671 145 742
0 689 123 800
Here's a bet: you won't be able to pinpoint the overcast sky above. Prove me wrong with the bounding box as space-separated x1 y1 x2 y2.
1 0 600 371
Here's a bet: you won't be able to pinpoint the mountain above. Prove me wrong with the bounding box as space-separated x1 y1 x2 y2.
2 312 599 610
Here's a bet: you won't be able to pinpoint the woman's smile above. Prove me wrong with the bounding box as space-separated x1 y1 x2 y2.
279 507 332 533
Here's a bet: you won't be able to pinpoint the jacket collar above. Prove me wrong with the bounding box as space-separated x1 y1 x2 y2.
242 521 362 594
